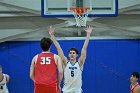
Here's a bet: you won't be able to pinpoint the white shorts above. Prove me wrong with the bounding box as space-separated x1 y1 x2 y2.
63 89 82 93
0 90 9 93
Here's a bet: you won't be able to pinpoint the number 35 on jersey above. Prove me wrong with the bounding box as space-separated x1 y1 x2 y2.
40 57 51 65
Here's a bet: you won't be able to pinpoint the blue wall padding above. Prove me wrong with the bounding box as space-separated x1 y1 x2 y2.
0 39 140 93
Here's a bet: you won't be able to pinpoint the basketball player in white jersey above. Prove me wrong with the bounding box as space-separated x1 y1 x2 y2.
0 65 10 93
48 26 93 93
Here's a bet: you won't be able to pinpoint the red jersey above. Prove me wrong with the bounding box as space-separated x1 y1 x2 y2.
130 83 140 93
35 52 57 86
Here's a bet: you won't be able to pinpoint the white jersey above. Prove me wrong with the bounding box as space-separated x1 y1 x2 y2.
62 61 82 93
0 74 9 93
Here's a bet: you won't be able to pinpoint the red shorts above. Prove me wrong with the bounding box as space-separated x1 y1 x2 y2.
34 84 60 93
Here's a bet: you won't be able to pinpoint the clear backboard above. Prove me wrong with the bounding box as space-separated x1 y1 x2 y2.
41 0 118 17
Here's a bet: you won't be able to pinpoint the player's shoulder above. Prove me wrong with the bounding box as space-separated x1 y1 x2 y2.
31 54 38 64
135 85 140 91
33 54 38 60
5 74 10 78
3 73 8 76
54 54 60 58
137 85 140 88
3 74 10 79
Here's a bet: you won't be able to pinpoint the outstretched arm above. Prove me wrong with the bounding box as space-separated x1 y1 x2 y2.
48 26 67 66
78 26 93 66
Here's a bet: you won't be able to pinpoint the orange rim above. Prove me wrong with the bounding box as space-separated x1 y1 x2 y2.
70 7 89 16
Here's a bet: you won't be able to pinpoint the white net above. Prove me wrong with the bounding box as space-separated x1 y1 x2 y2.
71 8 89 27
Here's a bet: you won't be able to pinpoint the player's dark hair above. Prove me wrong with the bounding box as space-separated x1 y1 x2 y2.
132 72 139 79
68 48 78 54
40 37 52 51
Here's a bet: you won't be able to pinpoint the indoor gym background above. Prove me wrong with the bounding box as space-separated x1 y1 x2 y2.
0 39 140 93
0 0 140 93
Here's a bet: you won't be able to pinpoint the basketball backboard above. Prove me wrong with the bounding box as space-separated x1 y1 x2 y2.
41 0 118 17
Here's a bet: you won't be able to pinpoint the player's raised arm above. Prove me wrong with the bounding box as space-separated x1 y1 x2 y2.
48 26 67 66
78 26 93 66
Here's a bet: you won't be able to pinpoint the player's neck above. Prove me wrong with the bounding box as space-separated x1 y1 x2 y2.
70 59 76 64
42 50 50 52
132 82 138 86
42 48 50 52
42 51 49 52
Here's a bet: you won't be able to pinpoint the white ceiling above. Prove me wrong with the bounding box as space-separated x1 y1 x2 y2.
0 0 140 42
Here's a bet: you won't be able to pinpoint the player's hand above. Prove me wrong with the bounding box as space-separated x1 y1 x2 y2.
58 85 61 93
48 26 55 35
84 26 93 34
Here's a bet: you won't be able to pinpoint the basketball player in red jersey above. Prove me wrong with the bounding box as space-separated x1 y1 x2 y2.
30 37 63 93
130 72 140 93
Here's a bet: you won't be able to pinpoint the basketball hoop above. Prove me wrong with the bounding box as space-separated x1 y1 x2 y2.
70 7 89 27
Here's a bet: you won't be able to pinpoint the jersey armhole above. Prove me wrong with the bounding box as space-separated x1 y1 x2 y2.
5 74 8 83
54 54 57 64
78 61 83 71
34 55 38 64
